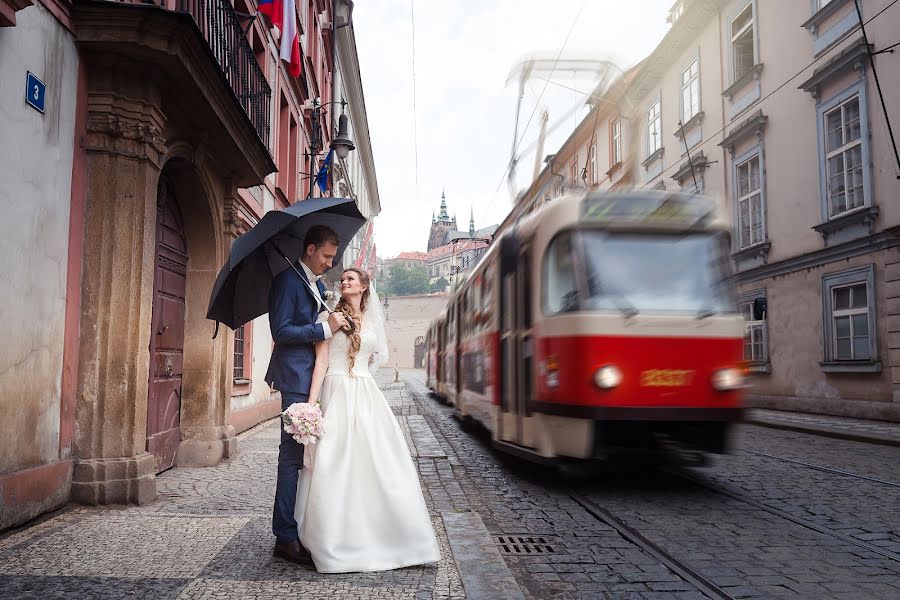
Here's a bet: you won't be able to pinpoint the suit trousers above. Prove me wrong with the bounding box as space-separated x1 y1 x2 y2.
273 391 308 544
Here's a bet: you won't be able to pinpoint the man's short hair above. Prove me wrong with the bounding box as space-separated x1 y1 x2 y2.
304 225 340 249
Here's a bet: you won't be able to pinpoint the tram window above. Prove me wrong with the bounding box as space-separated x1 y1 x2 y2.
543 233 580 314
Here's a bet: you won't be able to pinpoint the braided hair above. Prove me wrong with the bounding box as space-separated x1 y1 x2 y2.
334 267 371 372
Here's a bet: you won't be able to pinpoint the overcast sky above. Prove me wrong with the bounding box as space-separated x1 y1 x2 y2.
354 0 675 258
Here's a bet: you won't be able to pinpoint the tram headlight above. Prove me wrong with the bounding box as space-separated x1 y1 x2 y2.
711 368 745 391
593 365 622 390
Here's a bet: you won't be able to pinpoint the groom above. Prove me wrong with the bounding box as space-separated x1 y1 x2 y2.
266 225 347 565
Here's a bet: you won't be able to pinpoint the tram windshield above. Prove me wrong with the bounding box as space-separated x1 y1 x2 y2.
544 230 732 316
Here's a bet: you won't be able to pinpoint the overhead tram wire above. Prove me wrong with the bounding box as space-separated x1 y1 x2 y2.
482 0 587 225
636 0 900 189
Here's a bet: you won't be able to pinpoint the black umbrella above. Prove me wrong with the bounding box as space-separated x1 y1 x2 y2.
206 197 367 332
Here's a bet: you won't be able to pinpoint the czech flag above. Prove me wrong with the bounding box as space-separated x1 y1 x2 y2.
258 0 301 78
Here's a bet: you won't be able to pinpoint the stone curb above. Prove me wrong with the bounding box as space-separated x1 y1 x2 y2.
744 416 900 448
441 510 526 600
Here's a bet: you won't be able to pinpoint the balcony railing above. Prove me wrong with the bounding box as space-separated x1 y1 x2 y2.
148 0 272 147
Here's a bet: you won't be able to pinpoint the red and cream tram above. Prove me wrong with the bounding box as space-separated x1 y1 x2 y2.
426 191 746 461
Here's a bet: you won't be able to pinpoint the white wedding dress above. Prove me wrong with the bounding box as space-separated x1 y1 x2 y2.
294 321 441 573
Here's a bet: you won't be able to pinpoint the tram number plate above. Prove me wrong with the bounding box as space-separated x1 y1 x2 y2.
640 369 694 387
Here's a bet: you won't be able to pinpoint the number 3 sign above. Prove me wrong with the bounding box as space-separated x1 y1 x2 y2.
25 72 46 114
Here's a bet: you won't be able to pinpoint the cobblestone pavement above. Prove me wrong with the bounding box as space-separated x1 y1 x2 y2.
402 369 900 600
0 372 465 600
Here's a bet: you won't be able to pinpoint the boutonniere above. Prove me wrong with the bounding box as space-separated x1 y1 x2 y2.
323 289 338 311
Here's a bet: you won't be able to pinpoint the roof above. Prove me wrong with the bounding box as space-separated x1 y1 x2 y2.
392 251 429 261
448 225 499 242
428 239 490 259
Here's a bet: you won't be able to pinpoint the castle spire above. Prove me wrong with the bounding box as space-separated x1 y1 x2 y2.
469 206 475 236
439 189 449 220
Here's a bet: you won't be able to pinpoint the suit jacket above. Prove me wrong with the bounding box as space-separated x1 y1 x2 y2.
265 263 328 395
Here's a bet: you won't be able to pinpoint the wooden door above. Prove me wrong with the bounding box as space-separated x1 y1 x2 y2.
146 177 188 473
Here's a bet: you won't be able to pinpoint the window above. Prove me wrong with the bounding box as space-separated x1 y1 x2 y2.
571 158 578 184
234 325 244 379
731 4 755 82
736 153 763 248
647 99 661 155
543 233 579 315
831 283 869 360
234 324 251 381
740 298 767 364
682 59 700 122
817 0 834 9
822 266 877 369
611 119 622 166
589 143 598 185
824 95 863 217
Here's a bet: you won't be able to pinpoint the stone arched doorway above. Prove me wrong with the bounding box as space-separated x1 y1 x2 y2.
146 176 188 473
414 336 426 369
158 154 236 470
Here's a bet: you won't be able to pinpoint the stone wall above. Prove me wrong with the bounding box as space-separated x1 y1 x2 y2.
0 4 78 476
382 294 448 369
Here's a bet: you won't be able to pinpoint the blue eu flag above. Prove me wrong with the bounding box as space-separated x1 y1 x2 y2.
315 149 333 194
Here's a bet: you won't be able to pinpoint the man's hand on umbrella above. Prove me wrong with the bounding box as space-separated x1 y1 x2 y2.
328 312 348 333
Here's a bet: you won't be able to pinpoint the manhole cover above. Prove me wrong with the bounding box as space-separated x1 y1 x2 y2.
496 535 556 555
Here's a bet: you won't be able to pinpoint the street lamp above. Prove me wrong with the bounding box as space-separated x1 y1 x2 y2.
330 105 355 160
306 97 355 196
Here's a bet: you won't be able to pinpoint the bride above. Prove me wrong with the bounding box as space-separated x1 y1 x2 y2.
294 267 441 573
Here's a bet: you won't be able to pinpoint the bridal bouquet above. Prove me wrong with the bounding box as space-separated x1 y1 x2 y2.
281 401 325 445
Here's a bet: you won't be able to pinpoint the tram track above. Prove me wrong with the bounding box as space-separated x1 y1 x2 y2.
570 464 900 600
570 492 737 600
739 448 900 489
668 467 900 564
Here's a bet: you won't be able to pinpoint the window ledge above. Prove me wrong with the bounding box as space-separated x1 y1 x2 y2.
812 205 879 241
723 63 764 100
641 147 664 169
675 111 705 138
606 161 623 177
672 151 709 184
732 240 771 262
747 362 770 374
820 360 882 373
802 0 852 34
719 109 767 153
799 38 869 99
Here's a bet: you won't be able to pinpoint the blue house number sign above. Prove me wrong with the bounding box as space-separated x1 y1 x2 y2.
25 72 46 114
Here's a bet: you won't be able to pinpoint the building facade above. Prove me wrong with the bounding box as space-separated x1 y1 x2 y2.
1 0 378 531
508 0 900 421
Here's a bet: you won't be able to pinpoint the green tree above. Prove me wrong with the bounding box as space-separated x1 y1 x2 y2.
429 277 449 293
384 264 431 296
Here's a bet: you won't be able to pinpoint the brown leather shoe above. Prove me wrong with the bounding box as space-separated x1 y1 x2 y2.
273 540 314 566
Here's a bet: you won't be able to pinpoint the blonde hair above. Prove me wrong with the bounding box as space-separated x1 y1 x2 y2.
334 268 371 372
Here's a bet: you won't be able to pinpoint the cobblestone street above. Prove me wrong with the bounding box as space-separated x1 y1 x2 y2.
2 370 899 600
404 370 900 600
0 373 467 600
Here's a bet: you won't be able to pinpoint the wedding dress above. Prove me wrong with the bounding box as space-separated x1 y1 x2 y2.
294 316 441 573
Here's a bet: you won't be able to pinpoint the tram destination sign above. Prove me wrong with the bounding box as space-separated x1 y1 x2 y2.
581 194 713 226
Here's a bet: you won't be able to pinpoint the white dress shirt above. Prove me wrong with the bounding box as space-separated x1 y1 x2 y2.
299 260 332 340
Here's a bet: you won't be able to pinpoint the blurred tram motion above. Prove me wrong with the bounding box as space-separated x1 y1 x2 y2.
425 191 746 462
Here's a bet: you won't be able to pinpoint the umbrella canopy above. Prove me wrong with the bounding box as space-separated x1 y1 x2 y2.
206 197 367 330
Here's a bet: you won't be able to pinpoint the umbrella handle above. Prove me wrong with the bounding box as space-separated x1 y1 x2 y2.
272 246 333 315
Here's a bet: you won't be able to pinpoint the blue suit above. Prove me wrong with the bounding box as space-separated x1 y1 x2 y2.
266 263 327 544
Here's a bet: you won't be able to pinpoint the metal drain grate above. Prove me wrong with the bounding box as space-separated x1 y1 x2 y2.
496 535 557 555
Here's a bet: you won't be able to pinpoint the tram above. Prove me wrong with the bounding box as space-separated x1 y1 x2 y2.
426 191 746 461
